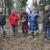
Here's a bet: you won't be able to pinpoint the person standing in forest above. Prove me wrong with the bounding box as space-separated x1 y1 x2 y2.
21 9 28 37
9 11 19 36
0 8 6 37
28 6 39 38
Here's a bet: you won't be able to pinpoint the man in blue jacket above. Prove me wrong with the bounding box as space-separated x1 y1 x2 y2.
28 7 38 38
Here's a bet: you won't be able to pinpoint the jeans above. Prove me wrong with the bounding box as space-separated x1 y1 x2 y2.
12 25 18 36
1 25 5 37
12 25 16 36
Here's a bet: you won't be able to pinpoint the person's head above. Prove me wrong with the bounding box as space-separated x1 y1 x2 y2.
45 5 49 12
32 6 36 13
21 13 27 18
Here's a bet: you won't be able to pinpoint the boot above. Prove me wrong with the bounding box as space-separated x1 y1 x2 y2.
3 31 6 38
32 32 34 38
14 32 15 36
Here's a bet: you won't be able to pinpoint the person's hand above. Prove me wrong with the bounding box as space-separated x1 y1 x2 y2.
49 17 50 20
18 21 20 26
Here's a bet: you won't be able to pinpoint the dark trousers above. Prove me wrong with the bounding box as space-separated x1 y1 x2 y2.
12 25 16 36
45 29 47 38
22 28 28 36
44 27 47 38
2 26 5 33
12 25 18 36
1 25 5 37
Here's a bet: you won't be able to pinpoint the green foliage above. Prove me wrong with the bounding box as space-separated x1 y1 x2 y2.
35 0 50 11
4 0 12 15
22 0 27 7
37 3 44 11
17 0 27 13
18 0 27 7
4 0 12 8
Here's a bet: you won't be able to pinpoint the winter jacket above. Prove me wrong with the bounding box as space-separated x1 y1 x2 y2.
28 12 38 31
0 14 6 25
21 12 28 29
44 11 50 28
9 12 19 26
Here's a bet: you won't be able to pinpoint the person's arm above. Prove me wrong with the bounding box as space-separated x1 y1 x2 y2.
28 13 30 22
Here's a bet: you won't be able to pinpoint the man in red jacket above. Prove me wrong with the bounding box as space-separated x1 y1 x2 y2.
9 11 19 36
